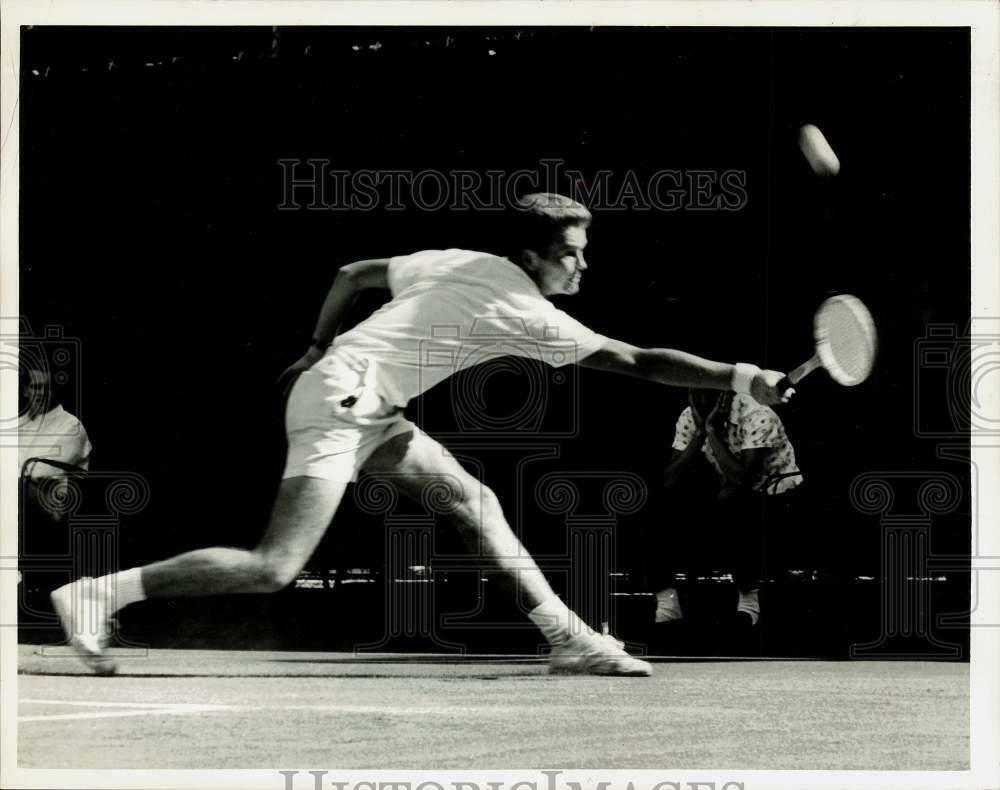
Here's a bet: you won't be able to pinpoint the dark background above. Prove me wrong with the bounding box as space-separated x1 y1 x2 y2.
18 27 972 654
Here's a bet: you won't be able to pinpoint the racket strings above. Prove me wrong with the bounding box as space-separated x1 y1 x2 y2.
821 299 876 384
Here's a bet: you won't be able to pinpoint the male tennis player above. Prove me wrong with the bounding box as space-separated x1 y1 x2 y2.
52 193 793 676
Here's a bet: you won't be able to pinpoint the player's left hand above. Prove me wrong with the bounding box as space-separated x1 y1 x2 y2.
751 369 795 405
278 346 324 397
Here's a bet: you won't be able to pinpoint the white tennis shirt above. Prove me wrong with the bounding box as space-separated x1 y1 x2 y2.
18 404 92 476
332 249 609 407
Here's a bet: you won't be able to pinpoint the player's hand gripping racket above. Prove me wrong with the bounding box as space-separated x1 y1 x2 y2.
778 294 877 393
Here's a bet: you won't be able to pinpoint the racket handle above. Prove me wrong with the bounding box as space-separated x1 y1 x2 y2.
780 355 823 392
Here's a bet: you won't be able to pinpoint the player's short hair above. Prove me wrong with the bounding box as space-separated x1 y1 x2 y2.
20 358 63 409
505 192 592 261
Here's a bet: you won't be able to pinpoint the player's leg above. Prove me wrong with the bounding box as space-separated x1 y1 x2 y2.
362 429 652 676
364 431 554 608
141 476 348 596
50 475 348 674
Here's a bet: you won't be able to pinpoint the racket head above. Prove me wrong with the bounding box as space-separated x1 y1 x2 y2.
813 294 877 386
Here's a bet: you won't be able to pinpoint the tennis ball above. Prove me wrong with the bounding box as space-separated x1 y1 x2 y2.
798 123 841 177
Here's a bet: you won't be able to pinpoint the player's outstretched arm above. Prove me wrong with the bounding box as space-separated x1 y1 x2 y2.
579 339 793 406
277 258 390 394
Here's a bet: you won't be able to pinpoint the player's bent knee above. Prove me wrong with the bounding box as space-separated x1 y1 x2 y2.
252 554 302 593
479 487 504 521
424 476 466 513
452 485 505 532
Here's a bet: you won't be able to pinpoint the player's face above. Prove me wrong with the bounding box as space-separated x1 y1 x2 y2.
527 225 589 297
22 369 52 418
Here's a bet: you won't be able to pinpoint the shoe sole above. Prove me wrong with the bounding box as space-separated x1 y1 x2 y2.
549 659 652 677
50 588 118 676
550 667 652 677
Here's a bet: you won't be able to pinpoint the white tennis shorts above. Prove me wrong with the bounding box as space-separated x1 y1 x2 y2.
283 348 416 483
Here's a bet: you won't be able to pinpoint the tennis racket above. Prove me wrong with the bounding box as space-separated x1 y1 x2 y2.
778 294 877 393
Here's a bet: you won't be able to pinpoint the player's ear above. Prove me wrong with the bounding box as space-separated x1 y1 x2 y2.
521 249 540 271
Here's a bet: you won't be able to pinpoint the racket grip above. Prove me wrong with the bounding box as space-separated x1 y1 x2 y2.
780 356 822 392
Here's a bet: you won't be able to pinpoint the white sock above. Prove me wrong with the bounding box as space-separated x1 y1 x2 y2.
736 588 760 625
94 568 147 615
528 596 593 646
654 587 684 623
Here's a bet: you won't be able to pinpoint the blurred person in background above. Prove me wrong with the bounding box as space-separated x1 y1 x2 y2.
18 361 92 596
19 363 92 520
654 389 802 628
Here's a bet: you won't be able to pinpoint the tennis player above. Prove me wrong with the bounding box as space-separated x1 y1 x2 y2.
52 193 793 676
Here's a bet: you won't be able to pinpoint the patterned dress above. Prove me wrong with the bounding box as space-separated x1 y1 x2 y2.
671 394 802 494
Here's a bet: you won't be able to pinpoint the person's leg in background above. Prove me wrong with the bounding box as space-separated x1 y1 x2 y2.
654 470 721 626
716 486 766 625
646 483 698 626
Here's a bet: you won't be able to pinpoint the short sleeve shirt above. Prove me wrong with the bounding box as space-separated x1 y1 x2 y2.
672 394 801 494
333 249 609 406
18 405 92 477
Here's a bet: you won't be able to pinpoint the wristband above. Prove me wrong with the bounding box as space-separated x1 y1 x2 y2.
731 362 761 395
310 337 331 351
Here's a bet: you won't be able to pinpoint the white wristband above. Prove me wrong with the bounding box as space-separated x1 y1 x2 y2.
731 363 761 394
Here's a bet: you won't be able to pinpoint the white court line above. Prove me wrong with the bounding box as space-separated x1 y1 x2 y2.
19 699 489 721
277 704 506 716
19 706 235 723
19 699 237 722
21 698 227 708
19 698 619 723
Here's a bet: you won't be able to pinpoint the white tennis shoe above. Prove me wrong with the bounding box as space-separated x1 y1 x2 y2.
654 587 684 623
548 631 652 677
51 577 118 676
736 588 761 626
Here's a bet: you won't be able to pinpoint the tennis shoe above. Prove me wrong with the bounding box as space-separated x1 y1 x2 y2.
51 577 118 676
549 631 652 677
654 586 684 623
736 588 760 626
